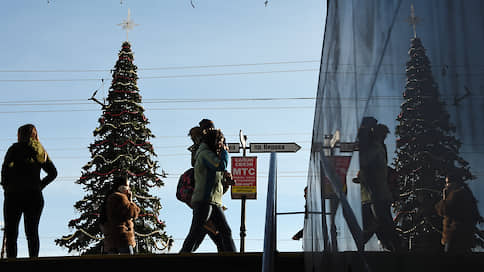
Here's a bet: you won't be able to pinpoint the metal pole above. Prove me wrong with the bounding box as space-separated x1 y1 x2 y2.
239 130 248 252
262 152 277 272
240 196 247 252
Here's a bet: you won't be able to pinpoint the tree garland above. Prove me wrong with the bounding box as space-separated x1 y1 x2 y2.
91 139 152 149
104 99 143 109
79 169 160 179
103 110 147 121
94 121 145 132
83 154 155 168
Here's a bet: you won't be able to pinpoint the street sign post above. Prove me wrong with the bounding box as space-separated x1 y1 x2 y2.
229 130 301 253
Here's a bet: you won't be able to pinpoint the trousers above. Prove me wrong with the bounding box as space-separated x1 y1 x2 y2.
181 202 236 253
4 190 44 258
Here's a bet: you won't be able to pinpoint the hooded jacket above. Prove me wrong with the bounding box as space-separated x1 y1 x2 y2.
435 184 480 248
191 142 228 206
103 191 140 250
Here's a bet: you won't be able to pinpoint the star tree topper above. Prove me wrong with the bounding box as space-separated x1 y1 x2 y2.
407 4 420 38
118 8 138 41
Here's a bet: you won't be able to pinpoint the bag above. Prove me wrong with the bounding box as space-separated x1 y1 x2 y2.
176 168 195 208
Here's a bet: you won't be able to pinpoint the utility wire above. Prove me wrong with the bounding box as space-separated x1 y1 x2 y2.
2 69 483 82
0 61 481 73
0 68 318 82
0 105 315 114
0 60 320 73
0 97 317 106
2 95 483 107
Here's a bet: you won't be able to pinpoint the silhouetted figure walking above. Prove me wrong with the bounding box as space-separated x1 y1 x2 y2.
358 118 401 252
181 128 236 253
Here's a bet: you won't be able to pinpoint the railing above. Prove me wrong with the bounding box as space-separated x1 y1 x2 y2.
262 152 277 272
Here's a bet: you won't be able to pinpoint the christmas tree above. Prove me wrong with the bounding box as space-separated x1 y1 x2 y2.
56 41 173 254
392 37 474 251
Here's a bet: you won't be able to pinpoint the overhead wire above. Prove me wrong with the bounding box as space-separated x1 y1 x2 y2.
0 94 483 107
0 68 319 82
0 61 481 73
1 69 483 82
0 60 320 73
0 96 317 106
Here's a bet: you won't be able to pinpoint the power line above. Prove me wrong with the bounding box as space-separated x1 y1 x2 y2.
2 94 483 108
0 132 312 142
0 97 317 106
4 69 484 83
3 69 483 82
0 68 318 82
0 105 315 114
0 60 320 73
1 61 481 74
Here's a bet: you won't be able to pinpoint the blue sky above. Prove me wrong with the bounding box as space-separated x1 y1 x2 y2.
0 1 326 256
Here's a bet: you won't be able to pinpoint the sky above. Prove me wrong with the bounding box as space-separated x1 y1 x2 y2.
0 0 326 257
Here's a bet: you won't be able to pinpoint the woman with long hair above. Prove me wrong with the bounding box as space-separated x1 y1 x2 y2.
1 124 57 258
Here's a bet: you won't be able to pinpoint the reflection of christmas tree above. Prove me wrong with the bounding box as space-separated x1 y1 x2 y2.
56 42 173 254
393 37 475 251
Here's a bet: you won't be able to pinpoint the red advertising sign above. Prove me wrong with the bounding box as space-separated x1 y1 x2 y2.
231 156 257 199
323 156 352 197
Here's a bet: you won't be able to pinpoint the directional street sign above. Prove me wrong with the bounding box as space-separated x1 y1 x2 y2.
249 142 301 153
339 142 359 152
227 143 241 153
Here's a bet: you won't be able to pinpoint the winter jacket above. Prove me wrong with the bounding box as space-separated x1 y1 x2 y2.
103 191 140 250
1 141 57 193
191 142 228 206
435 184 480 248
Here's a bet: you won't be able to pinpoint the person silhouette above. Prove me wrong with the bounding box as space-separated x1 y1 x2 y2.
1 124 57 258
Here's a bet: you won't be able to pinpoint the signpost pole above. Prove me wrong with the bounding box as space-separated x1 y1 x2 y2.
240 195 247 252
239 130 247 253
229 130 301 253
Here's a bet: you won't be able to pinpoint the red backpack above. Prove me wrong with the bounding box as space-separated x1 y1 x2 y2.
176 168 195 208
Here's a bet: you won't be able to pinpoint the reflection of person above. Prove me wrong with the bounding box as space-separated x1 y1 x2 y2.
1 124 57 258
353 171 385 249
181 129 236 253
292 186 307 241
358 121 401 252
435 172 482 253
100 176 140 255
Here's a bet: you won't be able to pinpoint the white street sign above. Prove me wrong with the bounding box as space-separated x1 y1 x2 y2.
227 143 241 153
249 142 301 153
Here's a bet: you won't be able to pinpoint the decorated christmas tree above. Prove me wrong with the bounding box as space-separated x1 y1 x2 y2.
55 41 173 254
392 36 474 251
